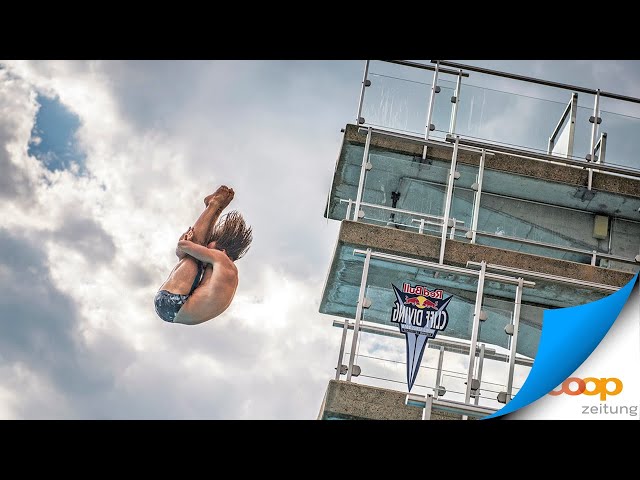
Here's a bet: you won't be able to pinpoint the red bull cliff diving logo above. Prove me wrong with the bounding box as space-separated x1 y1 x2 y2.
391 283 453 391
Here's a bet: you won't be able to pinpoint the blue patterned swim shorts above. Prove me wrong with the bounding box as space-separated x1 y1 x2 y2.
154 290 190 323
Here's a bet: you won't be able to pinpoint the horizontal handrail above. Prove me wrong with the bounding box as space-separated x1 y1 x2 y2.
340 198 465 225
411 218 465 227
381 60 469 77
432 397 498 417
444 133 640 179
361 201 445 221
352 248 536 287
332 319 535 367
431 60 640 105
337 201 638 268
475 231 639 265
340 198 436 228
351 125 640 179
466 261 620 293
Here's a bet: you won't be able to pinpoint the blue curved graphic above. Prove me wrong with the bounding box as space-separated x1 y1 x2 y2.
484 273 638 419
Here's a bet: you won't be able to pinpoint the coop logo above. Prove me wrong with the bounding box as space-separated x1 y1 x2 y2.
391 282 453 391
548 377 623 401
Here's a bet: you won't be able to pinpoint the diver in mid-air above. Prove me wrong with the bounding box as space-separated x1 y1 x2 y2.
154 185 252 325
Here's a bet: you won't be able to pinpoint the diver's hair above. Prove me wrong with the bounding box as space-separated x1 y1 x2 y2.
208 210 253 261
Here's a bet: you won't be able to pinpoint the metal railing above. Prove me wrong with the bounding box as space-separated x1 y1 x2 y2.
474 231 639 267
333 248 540 413
356 60 640 176
339 198 465 235
326 60 640 416
332 318 535 367
332 248 627 410
337 124 640 271
337 338 524 413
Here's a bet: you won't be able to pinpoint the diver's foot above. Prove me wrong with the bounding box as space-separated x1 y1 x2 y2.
204 185 235 209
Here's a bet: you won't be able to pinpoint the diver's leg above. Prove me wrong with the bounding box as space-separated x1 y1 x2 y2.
174 185 235 258
189 185 234 245
164 185 234 292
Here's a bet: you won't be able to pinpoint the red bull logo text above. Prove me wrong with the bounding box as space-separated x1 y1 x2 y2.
402 283 443 299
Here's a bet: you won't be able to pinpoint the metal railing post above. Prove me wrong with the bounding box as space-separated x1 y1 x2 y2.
595 132 607 165
449 70 463 134
474 343 485 406
353 127 372 221
469 149 485 244
465 261 486 404
347 248 372 381
439 136 459 264
588 89 601 190
567 92 578 158
422 61 440 160
506 278 524 401
356 60 370 125
422 395 434 420
345 199 352 220
335 319 349 380
434 346 445 397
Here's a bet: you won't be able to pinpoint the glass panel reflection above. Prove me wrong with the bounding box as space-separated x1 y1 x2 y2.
362 72 429 135
455 83 567 155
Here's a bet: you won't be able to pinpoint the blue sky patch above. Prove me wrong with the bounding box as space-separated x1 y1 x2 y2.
28 94 86 173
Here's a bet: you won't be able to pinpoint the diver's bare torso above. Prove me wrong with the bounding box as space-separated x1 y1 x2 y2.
167 247 238 325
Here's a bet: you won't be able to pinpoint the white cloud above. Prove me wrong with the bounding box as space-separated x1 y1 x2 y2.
0 60 354 419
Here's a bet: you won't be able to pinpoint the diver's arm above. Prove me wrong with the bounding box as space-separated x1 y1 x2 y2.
177 240 219 265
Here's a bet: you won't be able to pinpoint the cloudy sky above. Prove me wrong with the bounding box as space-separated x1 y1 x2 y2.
1 60 638 419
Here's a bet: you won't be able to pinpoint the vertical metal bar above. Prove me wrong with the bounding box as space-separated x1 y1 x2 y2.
439 136 459 264
506 278 523 401
547 136 553 155
588 89 601 191
347 248 371 381
608 217 614 254
567 92 578 158
422 395 434 420
345 199 352 220
434 346 445 396
335 319 349 381
449 70 463 134
465 261 486 404
598 132 607 165
419 218 425 234
422 61 440 159
353 128 372 222
449 218 456 240
474 343 485 406
591 251 597 266
422 395 433 420
470 149 485 244
356 60 370 125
